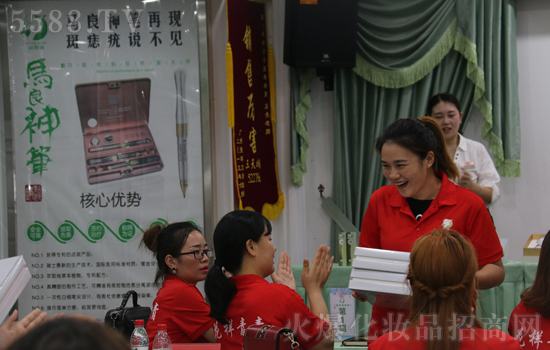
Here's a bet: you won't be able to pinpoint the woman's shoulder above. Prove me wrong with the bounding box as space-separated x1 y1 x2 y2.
445 178 486 207
263 283 309 308
264 282 301 297
459 136 493 157
158 278 205 301
511 300 544 320
472 328 520 349
368 330 417 350
234 275 299 298
370 183 398 201
512 300 530 313
371 328 519 350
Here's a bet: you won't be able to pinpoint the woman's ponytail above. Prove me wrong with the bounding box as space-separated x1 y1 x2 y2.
419 117 459 181
205 264 237 324
204 210 271 324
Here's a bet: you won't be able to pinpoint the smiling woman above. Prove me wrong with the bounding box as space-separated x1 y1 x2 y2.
428 93 501 205
205 210 335 350
355 117 505 344
140 222 215 344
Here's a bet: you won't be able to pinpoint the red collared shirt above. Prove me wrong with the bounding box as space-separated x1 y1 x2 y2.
146 274 214 345
359 173 502 266
509 301 550 349
359 173 503 343
214 274 329 350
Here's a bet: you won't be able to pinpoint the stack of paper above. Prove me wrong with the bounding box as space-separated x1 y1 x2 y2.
348 247 411 300
0 256 31 321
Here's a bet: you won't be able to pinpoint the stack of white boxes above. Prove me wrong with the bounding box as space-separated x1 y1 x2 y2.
348 247 411 304
0 256 31 321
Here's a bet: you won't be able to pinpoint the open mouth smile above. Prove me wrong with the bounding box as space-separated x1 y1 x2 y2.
394 181 408 188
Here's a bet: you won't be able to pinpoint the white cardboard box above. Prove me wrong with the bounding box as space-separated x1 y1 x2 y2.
0 256 31 321
349 247 411 307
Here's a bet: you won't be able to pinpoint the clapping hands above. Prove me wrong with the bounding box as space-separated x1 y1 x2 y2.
271 251 296 291
302 244 334 292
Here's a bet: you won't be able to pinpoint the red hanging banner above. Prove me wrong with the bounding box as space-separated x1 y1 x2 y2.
226 0 284 220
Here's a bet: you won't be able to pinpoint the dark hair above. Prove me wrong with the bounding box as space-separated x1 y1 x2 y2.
407 229 481 350
521 232 550 317
6 317 129 350
427 93 461 116
375 117 459 181
140 221 201 285
204 210 272 324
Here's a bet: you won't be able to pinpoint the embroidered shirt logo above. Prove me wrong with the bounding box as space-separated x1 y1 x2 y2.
151 302 159 321
442 219 453 229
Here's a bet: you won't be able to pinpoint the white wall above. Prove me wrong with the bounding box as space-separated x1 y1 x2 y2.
482 0 550 261
210 0 550 263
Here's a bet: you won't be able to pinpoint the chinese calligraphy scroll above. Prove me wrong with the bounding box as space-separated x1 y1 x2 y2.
226 0 284 220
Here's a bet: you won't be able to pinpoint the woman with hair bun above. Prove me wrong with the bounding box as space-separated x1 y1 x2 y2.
355 117 505 343
205 210 334 350
141 222 215 344
369 230 518 350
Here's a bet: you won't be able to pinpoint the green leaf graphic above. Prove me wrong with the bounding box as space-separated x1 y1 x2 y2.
32 17 48 40
125 219 144 233
95 220 127 242
65 220 95 243
35 220 65 244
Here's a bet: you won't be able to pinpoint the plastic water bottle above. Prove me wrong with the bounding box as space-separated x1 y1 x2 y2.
152 323 172 350
130 319 149 350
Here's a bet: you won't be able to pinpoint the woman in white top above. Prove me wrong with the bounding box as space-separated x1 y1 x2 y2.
428 93 500 205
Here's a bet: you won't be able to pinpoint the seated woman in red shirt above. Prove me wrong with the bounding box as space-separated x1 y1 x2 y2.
509 232 550 349
205 210 334 350
370 229 519 350
141 222 215 344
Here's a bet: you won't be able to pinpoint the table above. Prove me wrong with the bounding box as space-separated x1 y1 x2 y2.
291 261 537 334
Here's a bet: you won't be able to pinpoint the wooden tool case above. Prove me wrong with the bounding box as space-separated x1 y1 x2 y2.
75 78 163 184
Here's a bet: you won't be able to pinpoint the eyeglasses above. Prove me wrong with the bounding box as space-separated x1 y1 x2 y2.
173 249 213 260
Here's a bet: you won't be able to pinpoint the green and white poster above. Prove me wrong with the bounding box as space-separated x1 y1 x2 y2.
5 0 205 319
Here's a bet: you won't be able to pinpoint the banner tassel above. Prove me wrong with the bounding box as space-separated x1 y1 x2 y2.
226 43 235 128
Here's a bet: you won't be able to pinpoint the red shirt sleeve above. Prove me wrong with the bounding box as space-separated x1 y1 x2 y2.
171 286 214 341
359 189 381 248
463 196 503 266
281 287 330 348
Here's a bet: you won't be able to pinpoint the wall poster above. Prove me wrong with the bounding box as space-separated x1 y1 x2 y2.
3 0 209 320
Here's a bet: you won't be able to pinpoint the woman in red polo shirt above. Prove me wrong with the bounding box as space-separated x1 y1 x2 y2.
141 222 215 344
509 232 550 349
205 210 334 350
369 230 518 350
355 117 505 343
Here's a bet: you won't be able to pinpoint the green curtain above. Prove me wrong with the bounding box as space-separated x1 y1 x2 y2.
290 0 520 187
288 1 520 259
354 0 457 87
329 51 475 249
290 68 315 186
352 0 520 176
